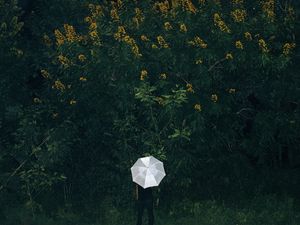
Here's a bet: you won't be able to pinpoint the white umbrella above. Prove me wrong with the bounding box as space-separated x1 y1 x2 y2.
131 156 166 189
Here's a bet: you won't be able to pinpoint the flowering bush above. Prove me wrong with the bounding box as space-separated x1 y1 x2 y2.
2 0 299 211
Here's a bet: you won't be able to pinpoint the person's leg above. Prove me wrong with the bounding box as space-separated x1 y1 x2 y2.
146 200 154 225
136 201 145 225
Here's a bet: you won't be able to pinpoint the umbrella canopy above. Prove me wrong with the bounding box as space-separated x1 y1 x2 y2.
131 156 166 189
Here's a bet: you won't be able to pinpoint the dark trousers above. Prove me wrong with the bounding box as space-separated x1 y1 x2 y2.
136 199 154 225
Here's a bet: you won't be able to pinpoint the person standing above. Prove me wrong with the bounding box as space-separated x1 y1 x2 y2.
135 184 154 225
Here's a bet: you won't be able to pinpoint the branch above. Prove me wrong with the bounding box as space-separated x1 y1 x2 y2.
208 57 227 72
0 135 50 192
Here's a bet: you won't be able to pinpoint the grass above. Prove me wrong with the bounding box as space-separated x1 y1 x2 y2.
1 195 299 225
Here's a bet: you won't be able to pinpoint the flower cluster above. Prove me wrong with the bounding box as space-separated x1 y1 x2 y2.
110 7 120 21
164 22 172 31
133 8 145 28
58 55 70 67
226 53 233 60
114 26 126 41
186 83 194 93
180 23 187 32
54 29 65 46
235 40 243 49
64 24 81 43
282 43 296 56
157 35 169 48
79 76 87 81
140 70 148 80
194 104 202 111
231 9 246 22
244 32 252 40
52 80 66 91
181 0 197 14
214 13 231 33
114 26 142 57
195 59 203 64
160 73 167 79
188 36 207 48
153 0 170 15
258 39 269 53
85 10 101 46
261 0 275 21
78 54 86 62
211 94 218 102
88 4 104 18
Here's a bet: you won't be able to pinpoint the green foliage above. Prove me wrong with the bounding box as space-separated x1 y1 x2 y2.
0 0 300 222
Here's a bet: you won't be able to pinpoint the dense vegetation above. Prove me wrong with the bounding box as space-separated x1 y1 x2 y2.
0 0 299 224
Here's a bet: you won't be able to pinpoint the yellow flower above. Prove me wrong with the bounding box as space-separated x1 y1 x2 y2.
261 0 275 22
214 13 231 33
180 23 187 32
79 76 87 81
140 70 148 80
89 22 97 30
160 73 167 79
84 16 92 23
235 40 243 49
94 5 104 17
211 94 218 103
70 99 77 105
231 9 246 22
52 80 66 91
64 24 79 42
40 69 50 79
258 39 269 53
182 0 197 14
131 44 142 57
244 32 252 40
110 8 120 21
189 36 207 48
164 22 172 31
78 54 86 62
58 55 70 67
194 104 202 112
186 83 194 93
89 30 98 38
157 35 169 48
133 8 144 28
141 35 149 41
229 88 236 93
282 43 296 55
114 26 126 41
195 59 203 64
225 53 233 60
54 29 65 46
152 44 158 49
153 1 170 14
